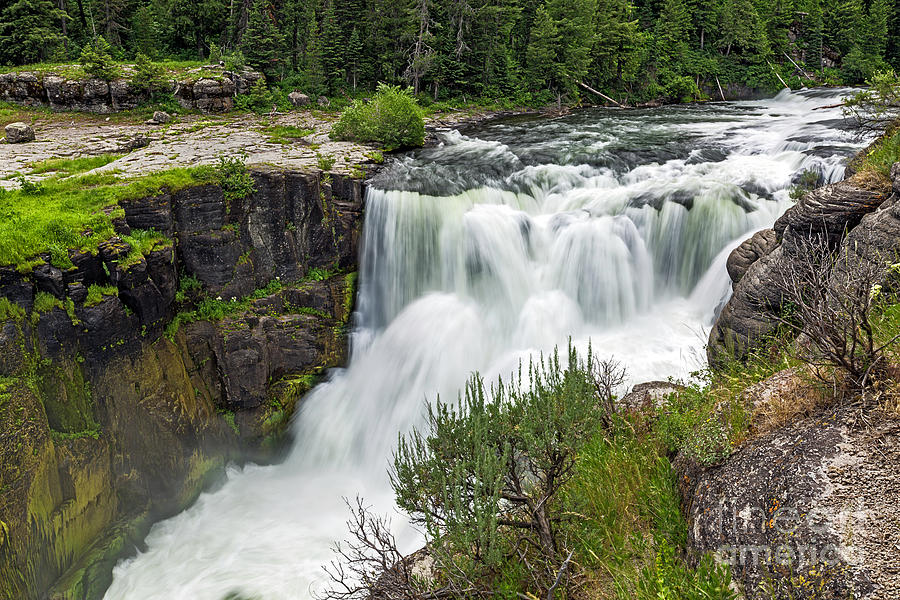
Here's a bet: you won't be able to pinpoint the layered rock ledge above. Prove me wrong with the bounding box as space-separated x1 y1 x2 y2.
0 168 364 599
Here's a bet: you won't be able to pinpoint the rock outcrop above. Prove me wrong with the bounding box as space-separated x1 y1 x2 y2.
708 168 898 364
0 68 263 113
3 121 35 143
675 370 900 599
0 168 365 600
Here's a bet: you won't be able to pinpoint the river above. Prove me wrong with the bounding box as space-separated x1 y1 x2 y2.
104 88 865 600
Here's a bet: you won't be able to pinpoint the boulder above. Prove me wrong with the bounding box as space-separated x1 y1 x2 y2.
288 91 311 107
619 381 684 412
676 404 900 599
726 229 777 284
317 95 330 107
147 110 172 124
709 174 893 365
4 121 34 143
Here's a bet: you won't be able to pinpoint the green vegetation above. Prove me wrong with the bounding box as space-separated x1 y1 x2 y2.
2 0 897 105
0 166 214 269
315 153 335 171
79 37 119 81
207 155 256 203
331 84 425 151
264 125 314 145
130 53 168 98
84 284 118 307
164 278 284 339
325 346 737 599
28 154 122 176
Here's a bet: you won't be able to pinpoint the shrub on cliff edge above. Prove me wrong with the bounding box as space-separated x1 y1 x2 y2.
330 84 425 151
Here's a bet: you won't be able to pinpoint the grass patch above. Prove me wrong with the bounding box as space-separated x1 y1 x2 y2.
28 154 122 176
0 297 26 321
855 127 900 179
84 284 118 307
264 125 314 144
164 278 284 339
0 167 215 268
563 422 736 599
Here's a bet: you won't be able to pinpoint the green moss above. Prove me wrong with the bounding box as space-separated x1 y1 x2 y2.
119 229 172 268
33 292 63 313
0 298 26 322
0 166 214 268
84 284 118 307
342 272 357 316
220 410 239 435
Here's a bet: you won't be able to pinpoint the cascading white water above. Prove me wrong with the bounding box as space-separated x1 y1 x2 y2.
104 89 868 600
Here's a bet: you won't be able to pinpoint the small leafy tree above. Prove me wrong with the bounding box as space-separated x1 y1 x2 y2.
330 84 425 151
323 345 610 599
80 37 120 81
843 69 900 134
234 77 273 112
130 53 168 98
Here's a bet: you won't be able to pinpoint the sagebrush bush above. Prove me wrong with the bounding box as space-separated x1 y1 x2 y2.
330 83 425 151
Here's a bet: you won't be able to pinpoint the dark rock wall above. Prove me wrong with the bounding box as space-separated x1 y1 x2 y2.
0 169 365 600
0 69 262 113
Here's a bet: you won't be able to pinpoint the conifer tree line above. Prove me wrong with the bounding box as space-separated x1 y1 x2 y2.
0 0 898 103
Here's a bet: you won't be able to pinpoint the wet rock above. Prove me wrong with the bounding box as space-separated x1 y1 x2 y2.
676 406 900 599
726 229 777 284
67 282 88 304
288 91 310 106
892 162 900 196
32 262 65 298
4 121 34 143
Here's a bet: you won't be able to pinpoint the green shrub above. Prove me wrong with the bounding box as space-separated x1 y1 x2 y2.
208 43 222 64
213 154 256 202
235 78 272 112
315 153 335 171
80 37 120 81
224 50 246 72
131 53 168 97
15 174 43 195
330 83 425 151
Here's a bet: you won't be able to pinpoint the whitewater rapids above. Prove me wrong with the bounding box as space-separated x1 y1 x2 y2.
104 89 867 600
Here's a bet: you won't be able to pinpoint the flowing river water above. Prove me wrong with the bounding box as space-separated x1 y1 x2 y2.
104 89 867 600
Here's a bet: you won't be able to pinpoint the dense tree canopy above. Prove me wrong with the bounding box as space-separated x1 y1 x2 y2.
0 0 897 103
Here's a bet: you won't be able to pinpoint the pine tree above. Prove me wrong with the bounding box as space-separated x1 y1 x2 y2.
546 0 596 94
525 5 558 89
718 0 768 57
346 27 363 90
0 0 66 64
241 0 283 76
804 0 823 71
304 17 326 95
319 0 343 93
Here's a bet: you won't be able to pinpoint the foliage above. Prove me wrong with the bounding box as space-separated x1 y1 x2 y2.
843 69 900 134
264 125 314 144
315 153 335 171
235 78 273 112
323 347 739 599
14 174 43 195
131 53 168 97
80 37 120 81
854 128 900 178
212 154 256 203
330 84 425 151
1 0 899 104
393 346 601 590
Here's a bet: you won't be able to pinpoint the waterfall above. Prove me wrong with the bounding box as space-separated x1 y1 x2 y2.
104 88 866 600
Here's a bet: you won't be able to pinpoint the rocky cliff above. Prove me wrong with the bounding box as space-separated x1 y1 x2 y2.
689 157 900 598
0 168 365 599
708 165 899 364
0 67 262 113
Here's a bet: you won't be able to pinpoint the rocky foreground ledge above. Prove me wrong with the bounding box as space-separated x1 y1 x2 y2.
0 168 364 599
